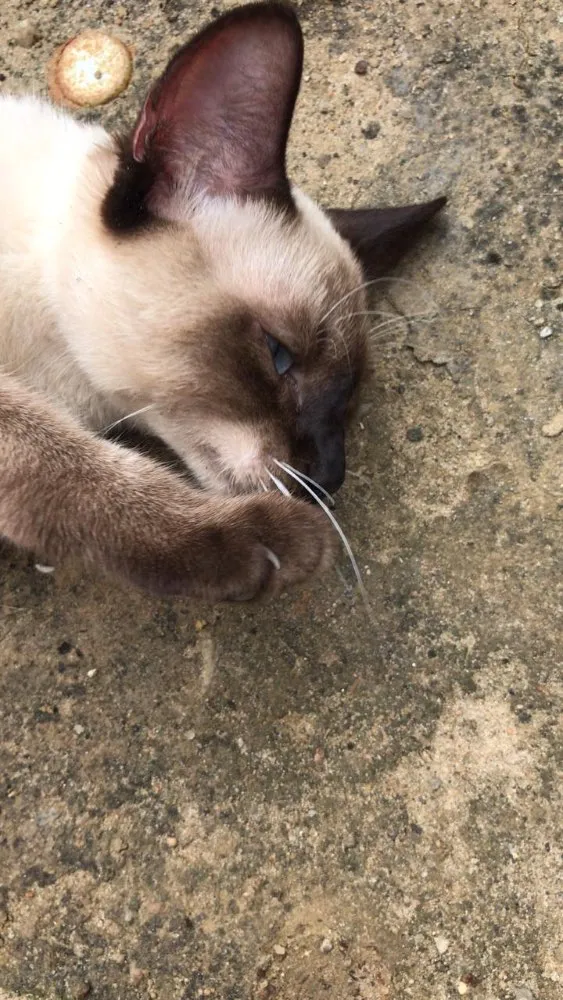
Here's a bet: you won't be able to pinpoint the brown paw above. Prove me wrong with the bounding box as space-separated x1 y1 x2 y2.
112 491 335 602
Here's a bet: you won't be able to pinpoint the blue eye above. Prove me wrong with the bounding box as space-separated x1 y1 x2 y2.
266 333 294 376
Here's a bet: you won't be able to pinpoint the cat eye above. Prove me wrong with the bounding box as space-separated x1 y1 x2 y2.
265 333 294 376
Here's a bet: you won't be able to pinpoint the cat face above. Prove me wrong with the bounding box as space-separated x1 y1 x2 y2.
98 187 368 495
67 3 444 496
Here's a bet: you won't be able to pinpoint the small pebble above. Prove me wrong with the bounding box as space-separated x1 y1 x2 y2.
539 325 553 339
73 724 85 735
434 935 449 955
406 425 424 442
166 836 178 848
273 944 286 957
457 983 468 996
361 121 381 140
186 729 196 741
86 668 96 678
541 409 563 438
13 20 41 48
35 563 55 574
320 938 333 954
354 59 369 75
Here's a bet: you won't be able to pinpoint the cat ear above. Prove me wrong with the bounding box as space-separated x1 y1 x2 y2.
131 2 303 211
327 197 447 278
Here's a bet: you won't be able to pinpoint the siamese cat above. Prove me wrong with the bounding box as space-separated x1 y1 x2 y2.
0 2 445 602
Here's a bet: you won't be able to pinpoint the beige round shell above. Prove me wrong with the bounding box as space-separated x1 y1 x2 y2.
50 31 132 108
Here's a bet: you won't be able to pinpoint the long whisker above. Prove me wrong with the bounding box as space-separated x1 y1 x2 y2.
319 275 438 326
346 308 438 322
366 314 437 343
363 318 412 346
273 459 370 611
266 469 292 497
367 316 409 334
330 314 353 371
102 404 156 435
281 462 336 509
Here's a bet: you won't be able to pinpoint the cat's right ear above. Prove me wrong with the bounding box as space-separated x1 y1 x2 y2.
103 2 303 231
327 198 448 279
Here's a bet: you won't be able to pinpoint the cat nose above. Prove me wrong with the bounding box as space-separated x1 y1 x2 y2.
308 430 346 495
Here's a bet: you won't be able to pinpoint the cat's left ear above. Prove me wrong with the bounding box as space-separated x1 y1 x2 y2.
327 197 447 278
118 2 303 223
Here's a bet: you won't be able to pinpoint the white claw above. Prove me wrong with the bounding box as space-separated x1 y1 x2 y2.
264 548 281 571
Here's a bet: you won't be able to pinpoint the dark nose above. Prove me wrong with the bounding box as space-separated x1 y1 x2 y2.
308 429 346 495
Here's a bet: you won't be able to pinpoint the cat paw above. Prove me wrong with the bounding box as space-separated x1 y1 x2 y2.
208 493 335 602
114 492 335 601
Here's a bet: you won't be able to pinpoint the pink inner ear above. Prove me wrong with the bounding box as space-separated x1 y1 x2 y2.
132 102 154 163
130 3 303 203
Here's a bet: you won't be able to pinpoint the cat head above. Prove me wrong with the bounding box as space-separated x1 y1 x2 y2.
70 2 445 495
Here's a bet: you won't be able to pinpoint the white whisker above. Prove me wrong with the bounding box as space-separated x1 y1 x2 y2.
365 313 438 344
347 308 438 323
281 462 336 509
273 459 370 612
320 275 438 327
102 404 156 435
320 280 369 326
330 314 353 370
266 470 291 497
367 317 409 334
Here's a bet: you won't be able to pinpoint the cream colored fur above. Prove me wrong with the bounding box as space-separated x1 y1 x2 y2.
0 95 364 493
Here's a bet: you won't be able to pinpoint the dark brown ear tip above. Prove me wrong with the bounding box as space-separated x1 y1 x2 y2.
430 195 448 212
419 195 447 219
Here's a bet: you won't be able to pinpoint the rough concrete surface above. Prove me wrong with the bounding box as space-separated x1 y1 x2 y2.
0 1 562 998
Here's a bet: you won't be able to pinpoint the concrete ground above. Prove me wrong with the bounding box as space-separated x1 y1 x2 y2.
0 1 561 998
